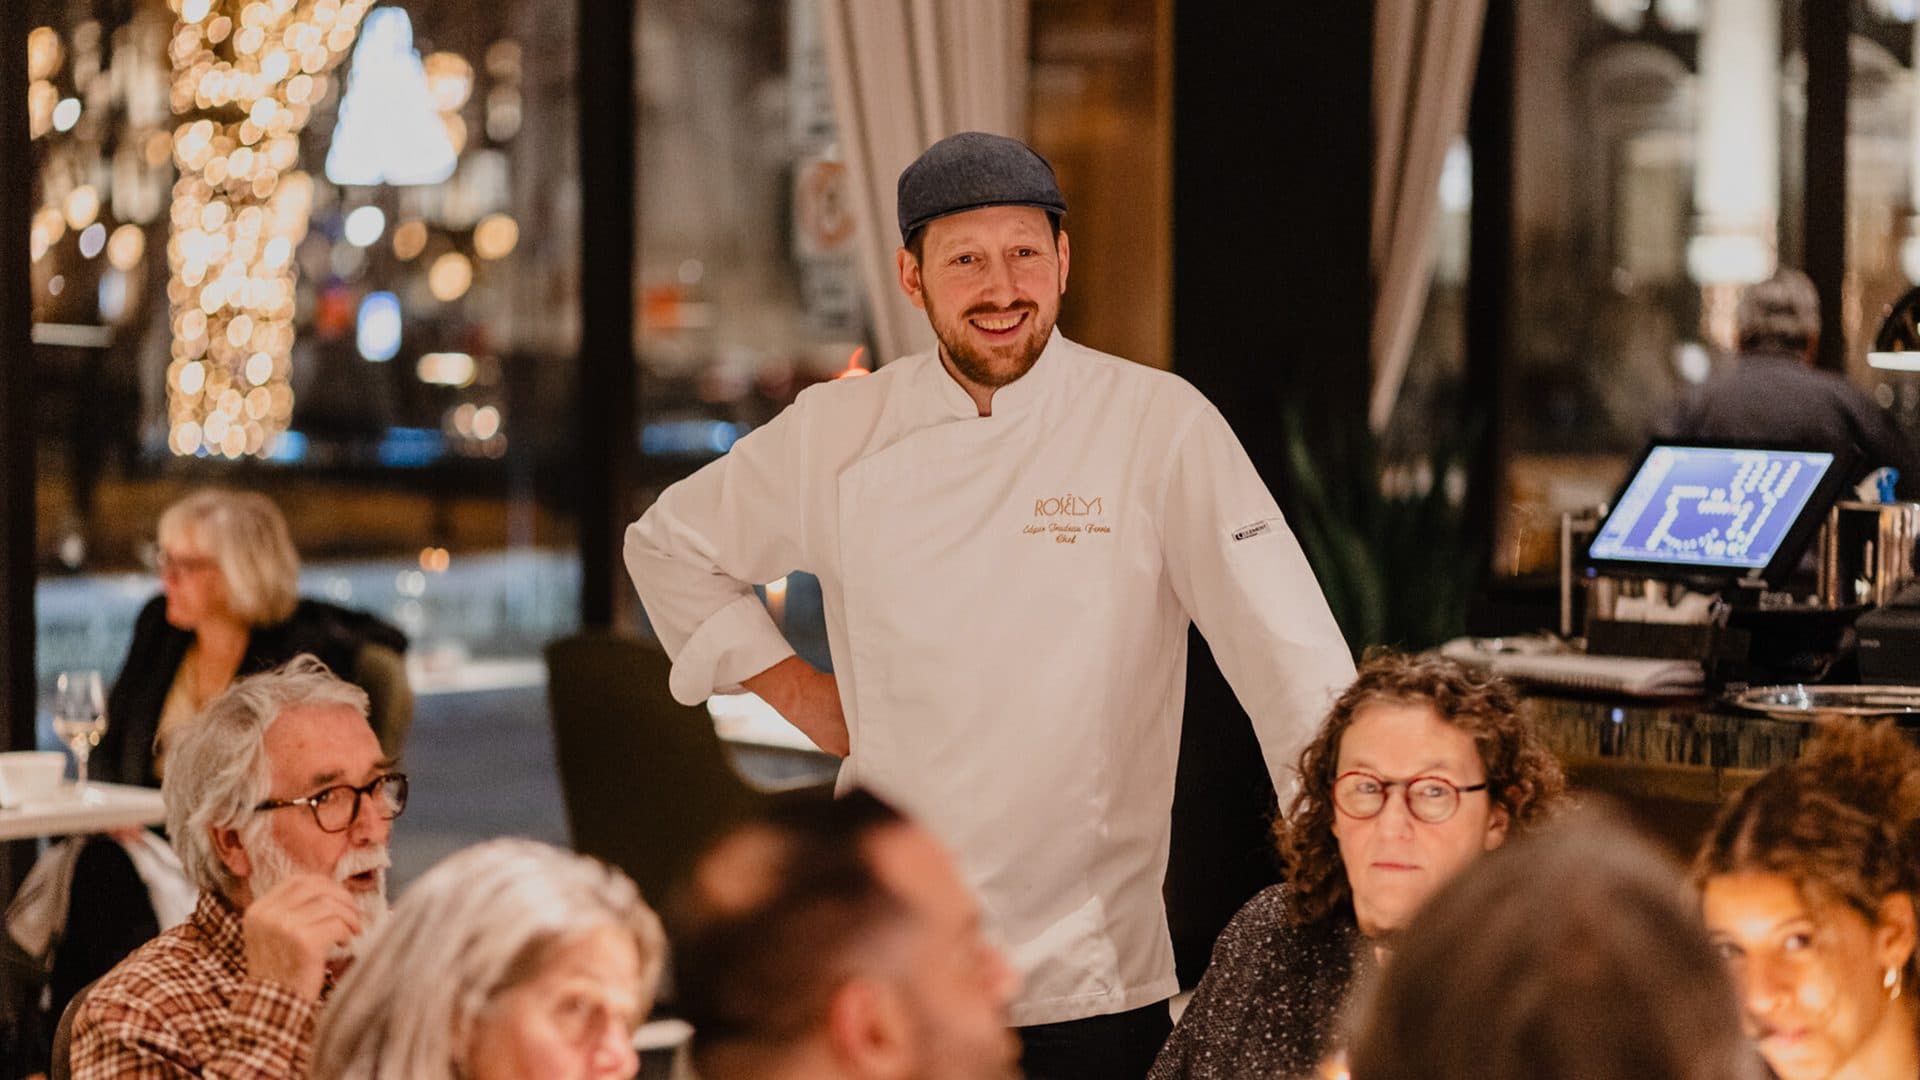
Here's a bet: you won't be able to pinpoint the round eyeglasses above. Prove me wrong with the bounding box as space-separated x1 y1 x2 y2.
1332 770 1488 825
255 773 408 833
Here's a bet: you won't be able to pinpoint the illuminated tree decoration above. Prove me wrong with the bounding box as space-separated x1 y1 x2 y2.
324 8 457 186
164 0 374 458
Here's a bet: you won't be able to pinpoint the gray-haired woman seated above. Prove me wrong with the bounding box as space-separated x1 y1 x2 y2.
313 838 665 1080
1150 652 1568 1079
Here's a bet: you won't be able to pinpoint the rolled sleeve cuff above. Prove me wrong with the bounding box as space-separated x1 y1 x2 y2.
667 593 796 705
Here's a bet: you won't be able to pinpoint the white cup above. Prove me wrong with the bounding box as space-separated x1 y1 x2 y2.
0 751 69 808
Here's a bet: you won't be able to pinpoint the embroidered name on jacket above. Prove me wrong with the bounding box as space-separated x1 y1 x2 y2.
1023 493 1111 544
1033 494 1103 517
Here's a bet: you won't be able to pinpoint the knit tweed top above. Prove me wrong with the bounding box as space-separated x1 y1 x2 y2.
1149 885 1373 1080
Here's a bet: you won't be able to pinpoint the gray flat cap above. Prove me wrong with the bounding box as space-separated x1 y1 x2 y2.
897 132 1066 244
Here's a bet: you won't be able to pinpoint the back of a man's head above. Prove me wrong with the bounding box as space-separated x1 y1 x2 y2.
1347 809 1762 1080
667 790 912 1076
1736 267 1821 358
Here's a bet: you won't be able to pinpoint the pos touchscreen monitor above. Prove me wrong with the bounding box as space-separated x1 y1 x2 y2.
1585 442 1850 586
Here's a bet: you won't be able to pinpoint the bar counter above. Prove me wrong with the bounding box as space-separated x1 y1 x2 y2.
1518 691 1912 850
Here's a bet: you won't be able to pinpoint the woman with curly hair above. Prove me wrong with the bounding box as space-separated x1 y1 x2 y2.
1150 651 1567 1079
1695 719 1920 1080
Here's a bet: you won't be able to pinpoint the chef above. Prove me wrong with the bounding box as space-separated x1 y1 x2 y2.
626 131 1354 1079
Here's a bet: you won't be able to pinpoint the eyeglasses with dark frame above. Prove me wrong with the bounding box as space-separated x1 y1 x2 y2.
255 773 409 833
1332 770 1488 825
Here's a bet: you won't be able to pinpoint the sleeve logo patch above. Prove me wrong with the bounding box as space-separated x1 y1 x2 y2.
1232 520 1273 542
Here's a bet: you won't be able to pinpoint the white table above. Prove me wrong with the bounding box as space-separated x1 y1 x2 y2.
0 782 167 841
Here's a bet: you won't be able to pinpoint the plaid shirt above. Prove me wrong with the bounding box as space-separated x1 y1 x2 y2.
69 891 321 1079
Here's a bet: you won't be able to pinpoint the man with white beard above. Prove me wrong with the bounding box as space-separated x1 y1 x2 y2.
70 656 403 1079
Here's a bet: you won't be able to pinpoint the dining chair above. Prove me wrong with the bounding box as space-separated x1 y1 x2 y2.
49 975 93 1080
354 640 414 759
544 631 786 908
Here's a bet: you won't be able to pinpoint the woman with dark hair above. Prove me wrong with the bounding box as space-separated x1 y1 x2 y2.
1347 811 1759 1080
1695 719 1920 1080
1149 651 1567 1079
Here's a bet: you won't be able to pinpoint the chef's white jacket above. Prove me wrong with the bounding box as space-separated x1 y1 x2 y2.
625 330 1354 1025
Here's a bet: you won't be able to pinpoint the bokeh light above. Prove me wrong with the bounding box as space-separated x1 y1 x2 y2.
391 219 427 260
473 213 518 261
356 290 402 362
427 252 473 302
52 97 82 132
471 404 501 440
77 223 107 260
64 185 100 230
27 27 64 82
416 351 476 387
423 52 473 112
343 205 386 247
107 224 148 270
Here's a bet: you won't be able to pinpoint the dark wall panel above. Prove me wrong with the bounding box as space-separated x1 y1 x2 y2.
1166 6 1373 983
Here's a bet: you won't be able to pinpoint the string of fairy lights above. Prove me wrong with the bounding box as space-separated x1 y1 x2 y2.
27 1 540 467
162 0 375 459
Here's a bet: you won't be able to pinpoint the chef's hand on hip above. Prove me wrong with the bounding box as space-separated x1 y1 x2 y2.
242 873 361 1000
743 655 849 757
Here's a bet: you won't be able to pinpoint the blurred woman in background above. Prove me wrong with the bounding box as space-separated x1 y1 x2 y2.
1695 720 1920 1080
314 838 666 1080
1150 652 1566 1079
100 489 406 785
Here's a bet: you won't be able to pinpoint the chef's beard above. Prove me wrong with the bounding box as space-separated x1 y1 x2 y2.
925 295 1056 393
246 828 391 961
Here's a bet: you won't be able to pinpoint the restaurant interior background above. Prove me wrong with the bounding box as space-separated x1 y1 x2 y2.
5 0 1919 981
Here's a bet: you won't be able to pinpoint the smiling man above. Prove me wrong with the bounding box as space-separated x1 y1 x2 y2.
626 131 1353 1078
70 656 403 1079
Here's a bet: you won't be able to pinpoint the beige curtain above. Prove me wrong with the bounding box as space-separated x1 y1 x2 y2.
816 0 1030 366
1370 0 1486 432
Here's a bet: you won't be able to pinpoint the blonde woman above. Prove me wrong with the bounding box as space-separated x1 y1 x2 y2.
99 489 405 786
314 839 666 1080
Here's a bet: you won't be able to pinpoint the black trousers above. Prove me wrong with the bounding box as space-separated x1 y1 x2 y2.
1017 1000 1173 1080
52 839 159 1019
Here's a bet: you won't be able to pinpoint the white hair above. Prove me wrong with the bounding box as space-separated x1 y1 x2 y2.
313 839 667 1080
163 655 371 897
158 489 301 626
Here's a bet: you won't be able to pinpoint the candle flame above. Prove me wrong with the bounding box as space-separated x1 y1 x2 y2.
836 346 869 379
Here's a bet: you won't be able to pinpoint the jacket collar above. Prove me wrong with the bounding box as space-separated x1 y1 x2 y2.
926 328 1068 420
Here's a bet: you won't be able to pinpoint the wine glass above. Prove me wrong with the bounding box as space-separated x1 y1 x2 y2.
53 670 106 792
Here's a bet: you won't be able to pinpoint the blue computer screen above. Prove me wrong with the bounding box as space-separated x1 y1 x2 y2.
1587 446 1836 571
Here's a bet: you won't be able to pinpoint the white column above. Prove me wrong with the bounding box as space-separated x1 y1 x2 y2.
1687 0 1779 286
